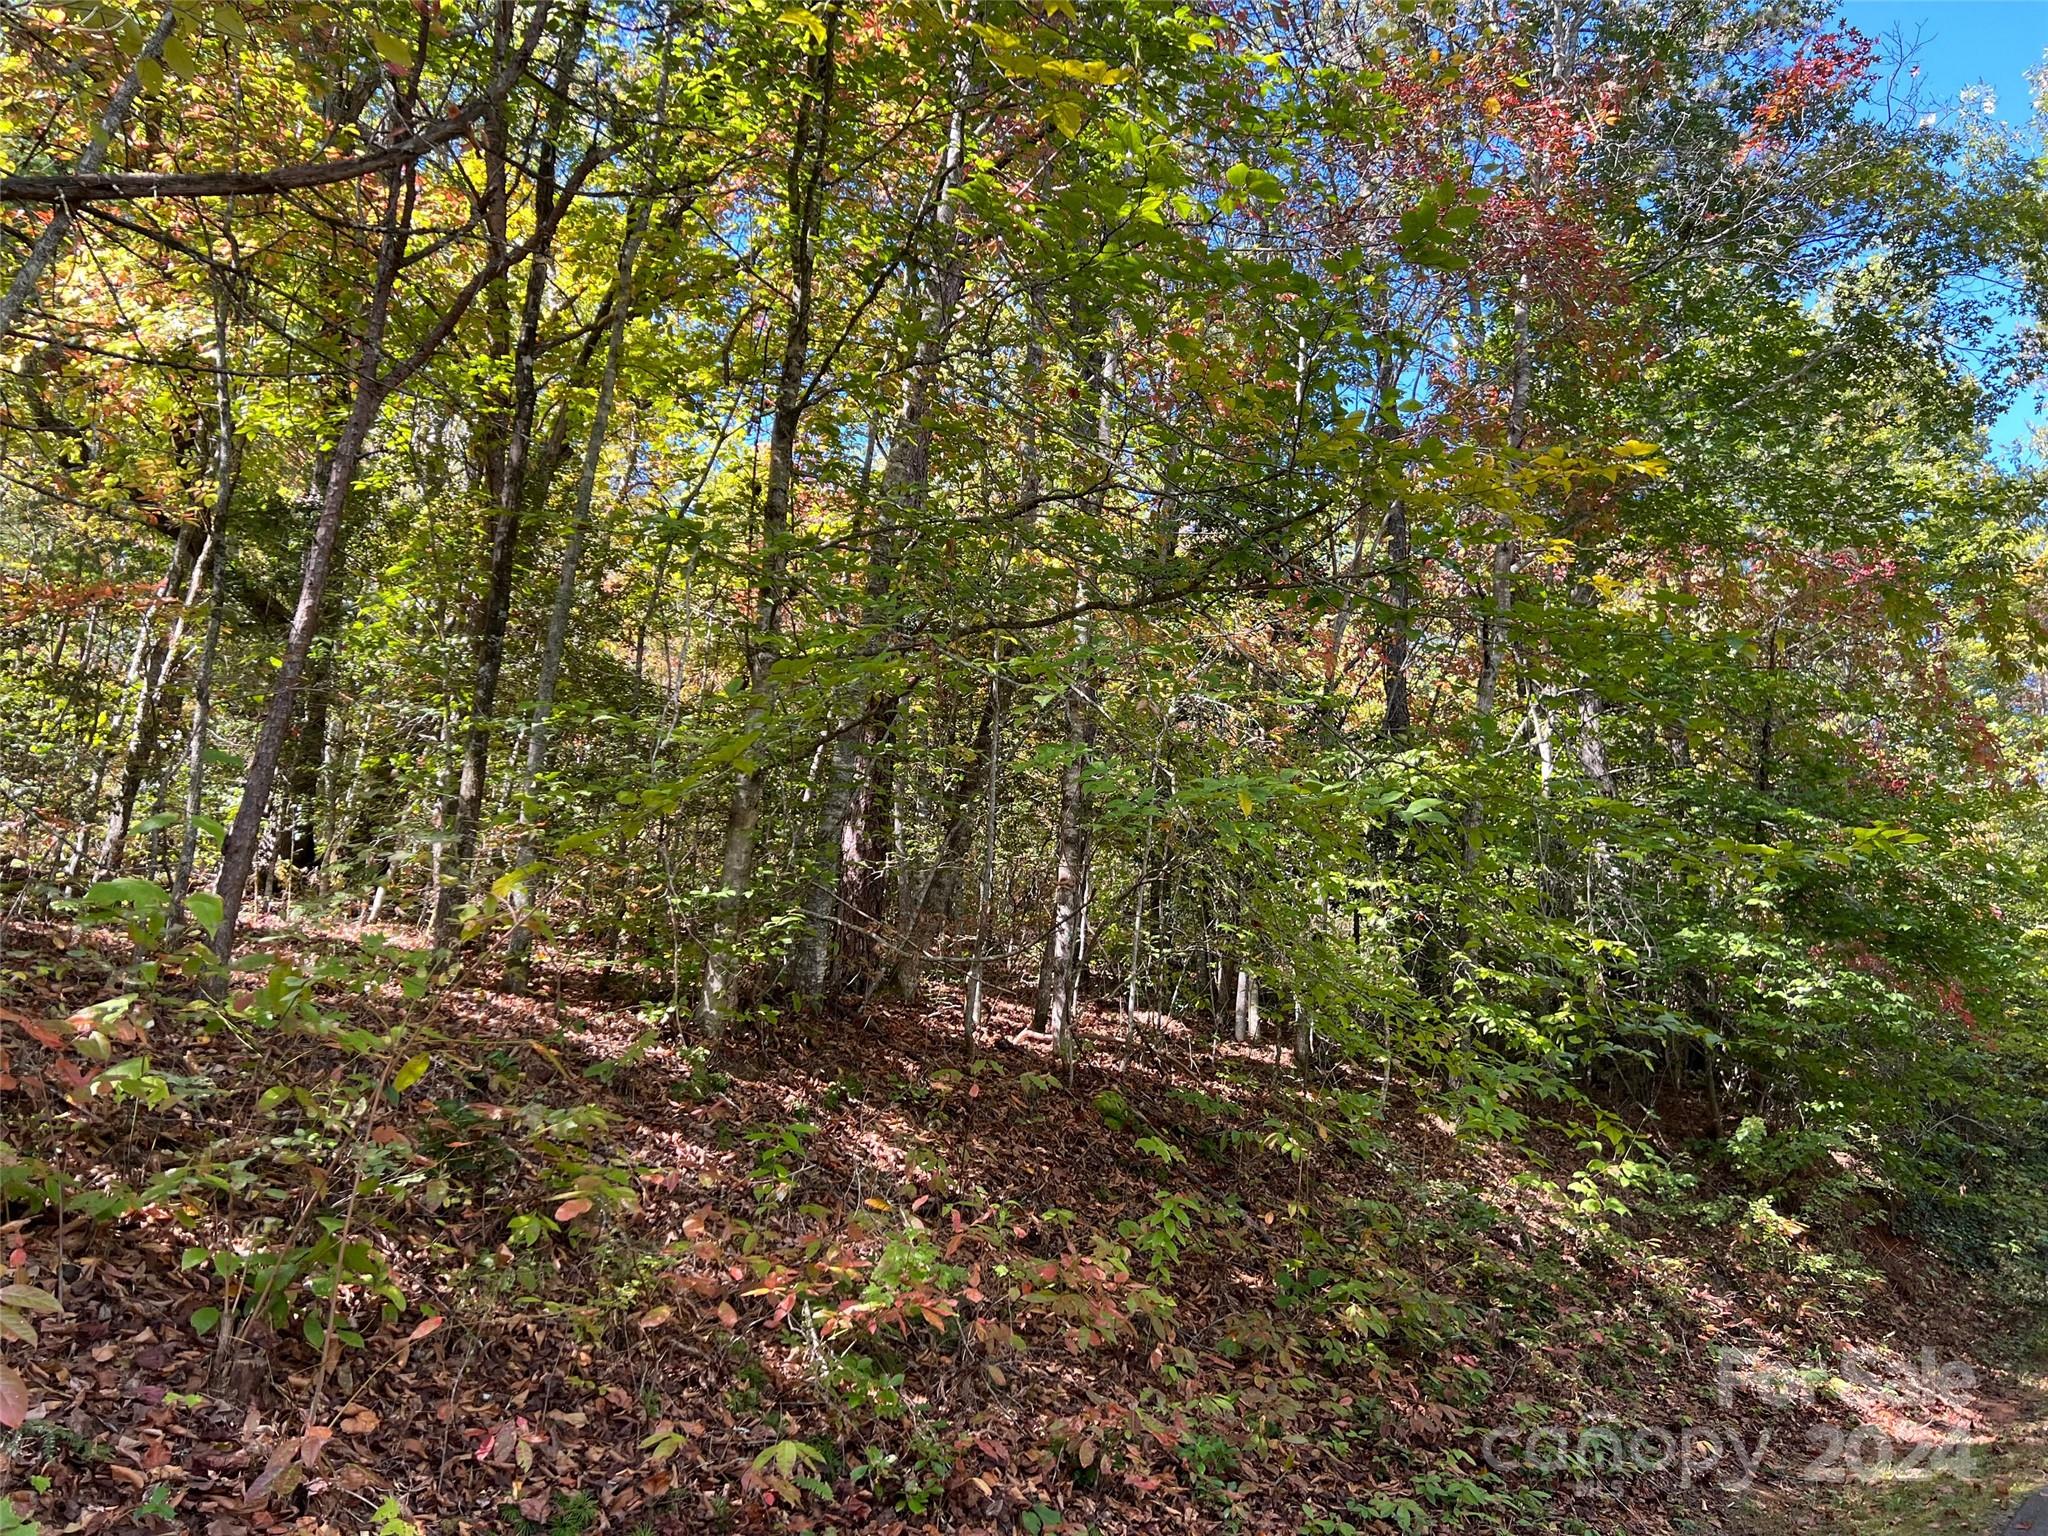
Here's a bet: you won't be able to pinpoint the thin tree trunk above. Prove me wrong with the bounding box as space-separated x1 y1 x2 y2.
213 170 414 962
0 5 177 341
892 681 1001 1000
699 4 839 1034
503 200 653 982
94 516 206 876
833 88 971 998
962 658 1003 1052
1463 278 1532 867
788 422 880 1001
1382 496 1413 737
1233 968 1260 1043
1033 325 1111 1058
431 9 587 949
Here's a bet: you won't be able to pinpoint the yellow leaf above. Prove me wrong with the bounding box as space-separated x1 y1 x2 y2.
776 8 827 45
1050 98 1083 137
1237 788 1254 816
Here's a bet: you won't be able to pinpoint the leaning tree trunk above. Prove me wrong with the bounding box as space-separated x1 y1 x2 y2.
213 170 414 962
0 5 177 342
94 515 207 877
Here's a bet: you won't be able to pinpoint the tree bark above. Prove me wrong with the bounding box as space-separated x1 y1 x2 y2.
430 4 587 950
94 514 206 876
504 198 653 981
829 84 972 1000
212 171 414 960
893 681 1001 1000
699 4 839 1033
0 5 177 340
1033 328 1111 1060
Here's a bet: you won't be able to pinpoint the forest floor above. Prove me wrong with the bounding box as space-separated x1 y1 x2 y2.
1 917 2044 1535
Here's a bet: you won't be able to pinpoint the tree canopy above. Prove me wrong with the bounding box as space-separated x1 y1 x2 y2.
3 0 2048 1530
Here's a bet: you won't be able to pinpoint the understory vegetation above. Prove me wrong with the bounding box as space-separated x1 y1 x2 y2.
2 0 2048 1530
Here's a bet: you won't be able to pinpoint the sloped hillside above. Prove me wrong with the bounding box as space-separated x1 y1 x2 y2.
3 922 2038 1536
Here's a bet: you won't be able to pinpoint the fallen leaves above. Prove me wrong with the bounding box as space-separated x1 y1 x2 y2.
0 1362 28 1428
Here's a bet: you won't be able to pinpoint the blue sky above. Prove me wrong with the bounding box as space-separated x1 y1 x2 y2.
1840 0 2045 122
1836 0 2046 452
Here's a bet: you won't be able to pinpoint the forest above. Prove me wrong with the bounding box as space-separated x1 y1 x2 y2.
2 0 2048 1530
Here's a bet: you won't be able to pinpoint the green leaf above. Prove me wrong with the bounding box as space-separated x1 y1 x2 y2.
161 26 197 79
1050 99 1084 138
191 1306 222 1336
0 1285 60 1314
185 891 224 937
84 877 169 913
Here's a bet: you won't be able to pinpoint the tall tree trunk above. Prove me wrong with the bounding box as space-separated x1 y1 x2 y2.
504 199 653 982
830 84 972 999
787 425 879 1001
893 681 1001 1000
213 170 414 962
1473 279 1531 724
699 3 839 1034
961 657 1004 1051
1033 333 1110 1055
1463 277 1532 867
430 7 586 949
94 515 206 876
1381 496 1413 738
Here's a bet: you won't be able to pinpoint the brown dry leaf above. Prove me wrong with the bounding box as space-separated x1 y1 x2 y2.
340 1408 379 1435
0 1362 27 1428
299 1425 334 1466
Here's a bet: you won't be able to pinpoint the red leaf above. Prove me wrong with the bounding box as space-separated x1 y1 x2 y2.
0 1009 65 1051
407 1314 445 1343
554 1198 592 1222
